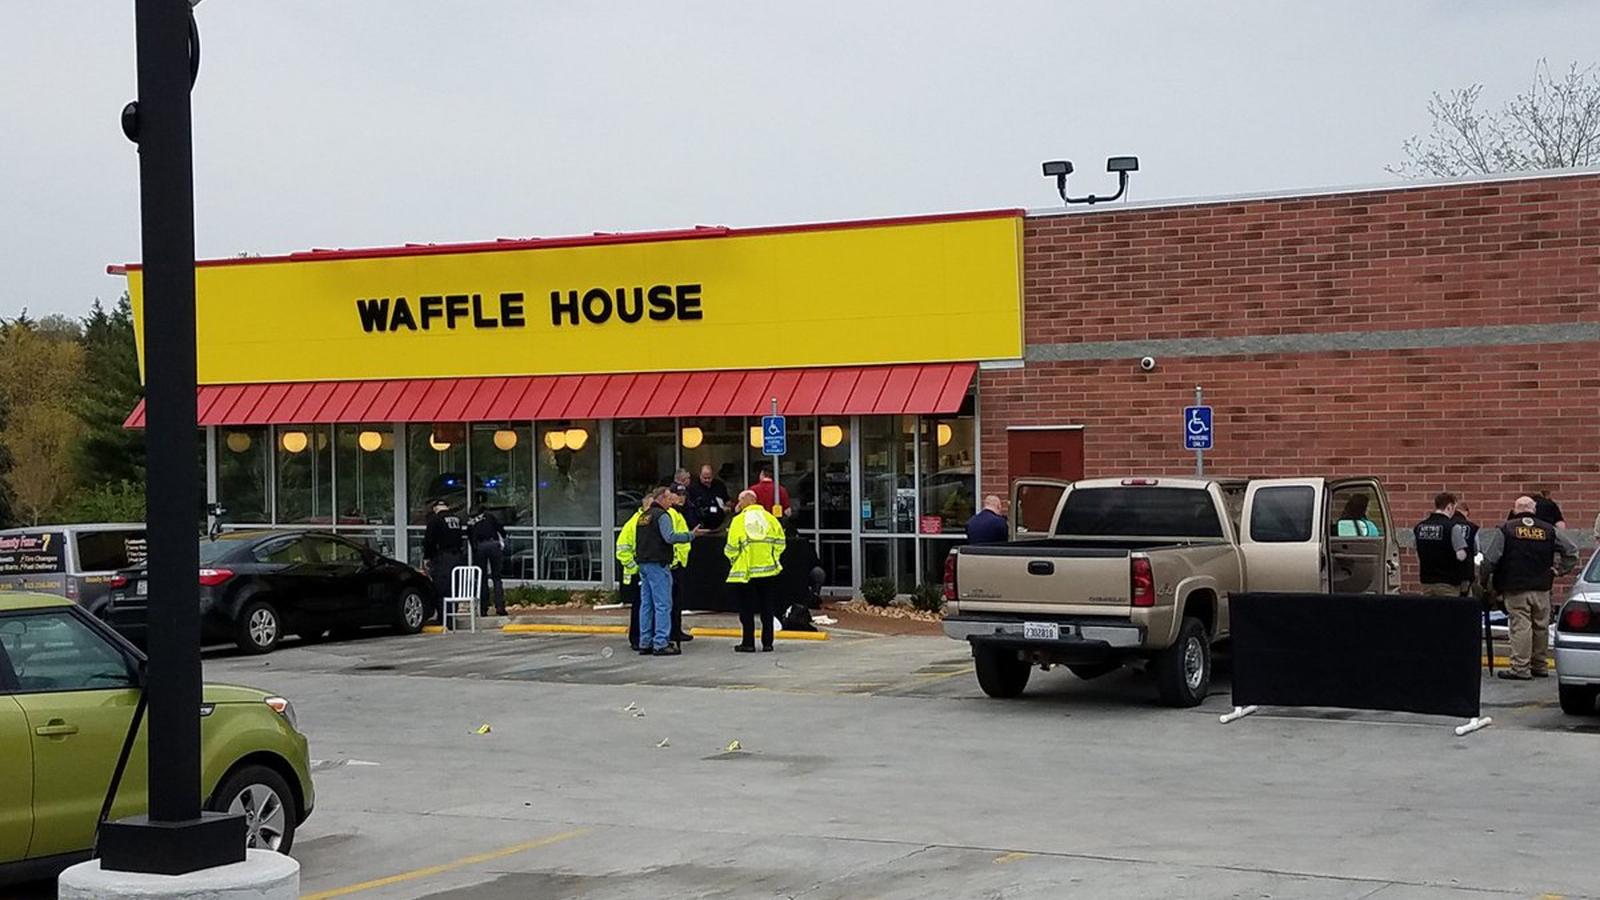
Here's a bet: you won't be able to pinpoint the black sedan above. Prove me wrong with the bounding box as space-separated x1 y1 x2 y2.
106 530 436 654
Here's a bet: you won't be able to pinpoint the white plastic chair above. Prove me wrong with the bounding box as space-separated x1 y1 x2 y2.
443 565 482 633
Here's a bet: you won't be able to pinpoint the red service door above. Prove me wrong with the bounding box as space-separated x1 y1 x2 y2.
1006 427 1084 482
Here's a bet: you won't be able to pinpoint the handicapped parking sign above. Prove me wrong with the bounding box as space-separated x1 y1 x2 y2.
1184 406 1213 450
762 415 787 456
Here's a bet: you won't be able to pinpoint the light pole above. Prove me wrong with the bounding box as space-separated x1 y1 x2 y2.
97 0 246 875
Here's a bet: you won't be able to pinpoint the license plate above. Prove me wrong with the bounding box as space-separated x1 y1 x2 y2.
136 581 148 596
1023 621 1060 641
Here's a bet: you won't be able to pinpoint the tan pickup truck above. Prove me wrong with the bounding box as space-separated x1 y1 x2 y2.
943 476 1398 706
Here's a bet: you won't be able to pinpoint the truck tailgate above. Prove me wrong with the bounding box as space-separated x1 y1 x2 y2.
956 545 1131 614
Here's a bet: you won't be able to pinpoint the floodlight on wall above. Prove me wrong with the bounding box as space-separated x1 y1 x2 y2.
493 429 519 451
564 427 589 451
937 423 953 447
280 430 309 454
358 430 383 452
1042 155 1139 205
681 426 704 449
544 429 568 451
819 424 845 448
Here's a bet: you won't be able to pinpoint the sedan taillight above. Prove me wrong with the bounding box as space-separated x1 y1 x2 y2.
198 568 235 587
1560 600 1599 634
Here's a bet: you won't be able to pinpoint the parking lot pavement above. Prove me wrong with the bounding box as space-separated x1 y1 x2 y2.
61 628 1592 898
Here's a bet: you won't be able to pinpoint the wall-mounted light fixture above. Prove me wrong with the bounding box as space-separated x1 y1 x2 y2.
1042 155 1139 205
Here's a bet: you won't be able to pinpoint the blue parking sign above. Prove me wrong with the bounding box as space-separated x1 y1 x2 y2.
1184 406 1213 450
762 415 787 456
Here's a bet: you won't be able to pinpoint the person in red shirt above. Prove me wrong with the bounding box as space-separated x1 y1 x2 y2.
748 465 790 515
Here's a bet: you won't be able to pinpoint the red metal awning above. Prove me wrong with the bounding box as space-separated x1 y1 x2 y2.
122 363 977 428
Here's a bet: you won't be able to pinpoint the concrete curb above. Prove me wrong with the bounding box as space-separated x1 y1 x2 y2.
501 623 829 641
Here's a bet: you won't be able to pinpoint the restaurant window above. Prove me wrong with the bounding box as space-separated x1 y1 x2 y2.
816 416 851 532
334 426 394 527
861 415 915 534
469 423 533 526
777 417 817 531
274 425 333 525
613 418 675 524
216 426 268 523
536 421 599 528
861 537 916 594
679 416 746 509
407 423 467 526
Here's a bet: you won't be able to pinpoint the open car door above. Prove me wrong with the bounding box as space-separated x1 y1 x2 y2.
1240 478 1328 593
1010 478 1070 541
1327 478 1401 594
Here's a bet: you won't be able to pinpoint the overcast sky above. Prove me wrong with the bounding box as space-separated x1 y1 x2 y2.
3 1 1597 319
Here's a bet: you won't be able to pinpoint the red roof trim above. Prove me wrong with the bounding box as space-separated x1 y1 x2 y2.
111 208 1022 272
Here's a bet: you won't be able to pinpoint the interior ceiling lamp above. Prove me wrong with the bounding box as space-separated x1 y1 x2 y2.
748 425 762 448
544 429 568 451
1042 155 1139 205
279 430 308 454
936 423 953 447
357 430 383 452
225 431 252 453
493 429 519 451
428 432 452 452
681 426 704 450
564 427 589 451
819 424 844 448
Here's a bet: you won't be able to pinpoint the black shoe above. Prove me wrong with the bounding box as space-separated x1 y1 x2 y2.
734 644 756 653
1531 669 1550 679
761 645 774 652
653 645 681 656
676 633 695 642
1497 670 1533 681
638 647 654 656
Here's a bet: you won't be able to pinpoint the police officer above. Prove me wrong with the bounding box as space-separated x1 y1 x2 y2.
467 503 508 617
1478 495 1579 680
725 489 786 652
422 499 465 625
1413 492 1472 596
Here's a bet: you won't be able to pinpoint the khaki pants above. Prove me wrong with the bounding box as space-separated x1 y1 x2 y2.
1503 589 1551 676
1420 582 1467 597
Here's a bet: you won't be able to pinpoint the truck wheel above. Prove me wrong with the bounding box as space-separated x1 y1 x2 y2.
1068 662 1119 680
1154 617 1210 708
974 645 1031 698
1558 684 1598 716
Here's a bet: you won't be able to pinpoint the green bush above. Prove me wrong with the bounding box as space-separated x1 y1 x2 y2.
860 577 898 607
505 585 574 607
59 480 145 523
910 583 945 613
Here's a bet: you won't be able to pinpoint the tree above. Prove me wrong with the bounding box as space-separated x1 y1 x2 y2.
77 295 147 489
0 320 87 525
1391 59 1600 178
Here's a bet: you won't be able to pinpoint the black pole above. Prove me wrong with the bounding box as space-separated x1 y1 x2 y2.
97 0 245 874
136 0 202 828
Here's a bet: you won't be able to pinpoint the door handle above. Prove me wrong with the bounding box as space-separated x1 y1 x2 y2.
35 720 79 737
1027 561 1055 576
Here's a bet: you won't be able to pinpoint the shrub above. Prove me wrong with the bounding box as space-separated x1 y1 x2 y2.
860 577 898 607
910 583 945 613
505 585 574 607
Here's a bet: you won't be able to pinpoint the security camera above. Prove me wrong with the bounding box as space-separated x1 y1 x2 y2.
1139 356 1157 372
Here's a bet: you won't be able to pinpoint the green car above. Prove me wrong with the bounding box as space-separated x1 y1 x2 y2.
0 592 314 885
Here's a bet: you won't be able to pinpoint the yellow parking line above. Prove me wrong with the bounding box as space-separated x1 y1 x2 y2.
300 827 591 899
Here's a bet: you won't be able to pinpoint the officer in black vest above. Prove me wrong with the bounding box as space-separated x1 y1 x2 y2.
1451 502 1479 593
1413 492 1472 596
1478 495 1579 680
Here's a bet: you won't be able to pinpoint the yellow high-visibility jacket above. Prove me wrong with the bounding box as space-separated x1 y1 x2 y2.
724 506 785 583
617 508 690 585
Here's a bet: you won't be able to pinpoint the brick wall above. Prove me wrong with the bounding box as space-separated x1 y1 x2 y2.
983 172 1600 590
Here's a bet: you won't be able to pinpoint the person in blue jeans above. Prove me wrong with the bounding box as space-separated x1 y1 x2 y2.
634 486 695 656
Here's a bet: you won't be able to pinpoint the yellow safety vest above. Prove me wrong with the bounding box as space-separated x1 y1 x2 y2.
618 508 690 584
667 508 691 569
616 510 643 584
724 507 785 583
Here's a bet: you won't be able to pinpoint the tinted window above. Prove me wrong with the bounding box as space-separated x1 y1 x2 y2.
1329 484 1384 539
0 611 136 693
1055 488 1223 538
199 539 242 565
1249 486 1316 543
74 530 148 573
313 537 364 564
1583 551 1600 584
254 538 317 565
